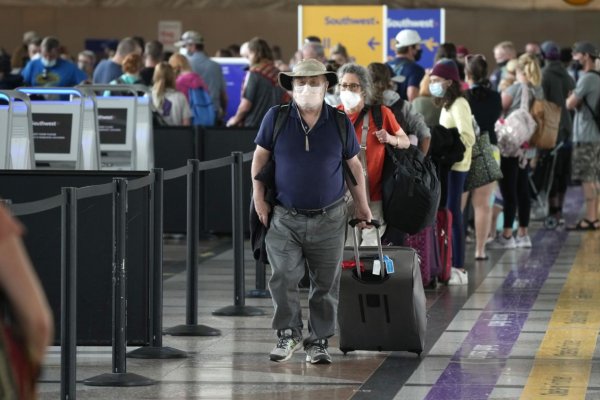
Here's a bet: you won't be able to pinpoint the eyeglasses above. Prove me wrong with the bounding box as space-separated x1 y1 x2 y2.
339 83 361 91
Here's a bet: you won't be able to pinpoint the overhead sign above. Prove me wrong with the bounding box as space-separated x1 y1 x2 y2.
386 9 445 70
299 5 386 66
158 20 182 52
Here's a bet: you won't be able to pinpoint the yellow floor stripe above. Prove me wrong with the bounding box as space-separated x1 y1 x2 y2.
520 231 600 400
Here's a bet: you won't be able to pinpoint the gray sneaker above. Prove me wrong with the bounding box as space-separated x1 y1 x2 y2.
305 339 332 364
515 234 532 248
269 330 303 362
487 234 516 249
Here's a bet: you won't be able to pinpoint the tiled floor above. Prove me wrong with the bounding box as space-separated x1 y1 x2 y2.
37 186 600 399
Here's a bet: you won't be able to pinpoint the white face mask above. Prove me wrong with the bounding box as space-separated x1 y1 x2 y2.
339 90 362 110
179 47 189 56
293 83 325 110
41 57 56 68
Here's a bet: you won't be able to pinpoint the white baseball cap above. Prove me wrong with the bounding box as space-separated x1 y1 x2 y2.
395 29 423 48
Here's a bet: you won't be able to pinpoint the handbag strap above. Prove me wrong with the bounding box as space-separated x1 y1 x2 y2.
358 111 371 206
520 83 531 111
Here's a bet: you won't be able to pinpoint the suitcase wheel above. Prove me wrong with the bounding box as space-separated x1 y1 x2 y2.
544 215 558 230
340 347 354 355
425 277 438 289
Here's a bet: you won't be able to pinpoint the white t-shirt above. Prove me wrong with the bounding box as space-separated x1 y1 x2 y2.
152 88 191 126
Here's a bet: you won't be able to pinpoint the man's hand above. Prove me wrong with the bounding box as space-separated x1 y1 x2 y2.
254 197 272 227
353 203 373 229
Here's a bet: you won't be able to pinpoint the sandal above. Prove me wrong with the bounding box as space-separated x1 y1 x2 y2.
567 219 600 231
475 255 489 261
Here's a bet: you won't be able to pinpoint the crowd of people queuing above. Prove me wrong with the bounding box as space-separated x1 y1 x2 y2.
1 26 599 368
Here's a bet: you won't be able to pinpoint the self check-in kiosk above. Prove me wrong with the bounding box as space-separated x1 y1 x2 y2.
0 90 36 169
17 87 101 170
81 85 154 171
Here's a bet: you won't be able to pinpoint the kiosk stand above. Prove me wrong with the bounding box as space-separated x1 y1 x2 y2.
0 90 36 169
17 87 101 170
81 85 154 171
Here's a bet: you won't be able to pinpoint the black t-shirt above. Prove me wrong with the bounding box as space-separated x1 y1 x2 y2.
140 67 155 86
466 86 502 144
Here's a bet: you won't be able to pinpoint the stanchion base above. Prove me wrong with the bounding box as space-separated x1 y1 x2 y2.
83 372 156 387
163 324 221 336
246 289 271 298
127 346 188 359
212 305 266 317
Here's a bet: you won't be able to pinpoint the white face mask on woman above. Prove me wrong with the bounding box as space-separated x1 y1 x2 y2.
339 90 362 110
293 83 325 110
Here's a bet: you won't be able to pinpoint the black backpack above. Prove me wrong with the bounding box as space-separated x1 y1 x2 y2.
583 70 600 132
370 105 441 234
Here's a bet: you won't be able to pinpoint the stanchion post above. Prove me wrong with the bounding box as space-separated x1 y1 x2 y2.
213 152 265 316
128 169 187 359
164 160 220 336
247 259 271 298
83 178 155 387
60 187 77 400
187 159 199 325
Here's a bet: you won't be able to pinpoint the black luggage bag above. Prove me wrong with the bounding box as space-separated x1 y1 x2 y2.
338 220 427 355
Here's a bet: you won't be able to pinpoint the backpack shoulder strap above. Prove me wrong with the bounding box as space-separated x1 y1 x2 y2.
325 104 358 186
370 104 384 130
272 102 292 148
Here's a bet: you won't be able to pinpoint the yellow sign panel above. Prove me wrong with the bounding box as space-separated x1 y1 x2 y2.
300 5 385 66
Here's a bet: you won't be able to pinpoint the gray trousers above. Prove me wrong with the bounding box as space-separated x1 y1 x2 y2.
265 202 347 345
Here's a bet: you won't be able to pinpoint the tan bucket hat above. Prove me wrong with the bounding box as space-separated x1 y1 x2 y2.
278 59 338 91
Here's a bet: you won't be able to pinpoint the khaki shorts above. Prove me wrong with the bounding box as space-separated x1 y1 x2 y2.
572 142 600 182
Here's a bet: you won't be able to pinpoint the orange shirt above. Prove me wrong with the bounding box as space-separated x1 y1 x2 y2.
338 105 401 201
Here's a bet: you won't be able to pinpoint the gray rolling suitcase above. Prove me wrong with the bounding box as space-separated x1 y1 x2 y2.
338 220 427 355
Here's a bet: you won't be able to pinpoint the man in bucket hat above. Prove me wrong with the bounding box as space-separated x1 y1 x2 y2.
252 59 372 364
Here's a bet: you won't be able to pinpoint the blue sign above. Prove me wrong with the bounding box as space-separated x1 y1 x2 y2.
213 57 249 121
386 9 445 70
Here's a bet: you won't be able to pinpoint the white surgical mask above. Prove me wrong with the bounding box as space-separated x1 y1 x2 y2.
293 84 325 110
41 57 56 68
179 47 188 56
429 82 446 98
339 90 362 110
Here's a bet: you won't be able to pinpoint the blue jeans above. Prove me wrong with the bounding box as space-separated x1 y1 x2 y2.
446 170 468 268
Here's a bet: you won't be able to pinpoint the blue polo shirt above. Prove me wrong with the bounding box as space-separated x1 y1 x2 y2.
255 102 359 210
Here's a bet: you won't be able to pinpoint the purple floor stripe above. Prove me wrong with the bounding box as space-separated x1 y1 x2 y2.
424 208 576 400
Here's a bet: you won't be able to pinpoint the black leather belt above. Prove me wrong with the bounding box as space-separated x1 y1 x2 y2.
281 198 345 218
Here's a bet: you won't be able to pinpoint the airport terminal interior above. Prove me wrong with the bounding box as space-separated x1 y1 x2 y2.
3 1 600 400
32 185 600 399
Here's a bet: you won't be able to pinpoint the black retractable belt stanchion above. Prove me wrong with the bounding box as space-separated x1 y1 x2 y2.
128 169 187 359
60 187 77 400
213 152 265 316
164 160 221 336
246 260 271 298
84 178 156 387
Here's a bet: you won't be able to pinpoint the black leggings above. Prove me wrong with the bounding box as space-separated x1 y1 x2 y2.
499 156 531 229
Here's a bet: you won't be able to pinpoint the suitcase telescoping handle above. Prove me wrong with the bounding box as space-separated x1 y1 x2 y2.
348 219 385 279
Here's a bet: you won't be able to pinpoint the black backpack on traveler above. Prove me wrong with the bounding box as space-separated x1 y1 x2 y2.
370 105 441 235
